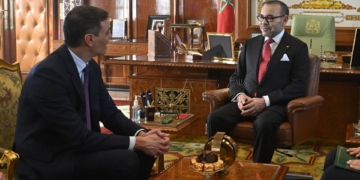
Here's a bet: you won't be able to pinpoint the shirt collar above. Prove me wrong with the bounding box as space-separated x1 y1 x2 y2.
264 29 285 44
68 48 87 75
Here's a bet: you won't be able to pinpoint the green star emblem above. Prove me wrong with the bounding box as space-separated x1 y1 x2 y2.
219 0 234 13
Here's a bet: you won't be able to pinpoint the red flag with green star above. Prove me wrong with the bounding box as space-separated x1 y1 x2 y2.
217 0 235 33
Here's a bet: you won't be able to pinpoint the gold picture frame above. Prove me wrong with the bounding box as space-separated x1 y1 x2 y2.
206 32 235 62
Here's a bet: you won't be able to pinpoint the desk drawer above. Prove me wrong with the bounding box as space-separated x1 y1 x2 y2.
106 44 131 55
130 44 147 53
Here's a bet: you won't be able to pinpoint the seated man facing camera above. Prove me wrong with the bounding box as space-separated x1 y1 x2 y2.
206 0 309 163
14 5 171 180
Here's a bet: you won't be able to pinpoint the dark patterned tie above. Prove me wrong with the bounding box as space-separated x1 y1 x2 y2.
84 64 91 130
258 38 274 83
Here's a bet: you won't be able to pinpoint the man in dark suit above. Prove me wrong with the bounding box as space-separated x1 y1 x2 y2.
206 0 309 163
14 5 171 180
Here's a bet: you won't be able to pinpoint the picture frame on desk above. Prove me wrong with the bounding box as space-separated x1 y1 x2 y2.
206 32 235 62
111 19 127 38
145 15 170 40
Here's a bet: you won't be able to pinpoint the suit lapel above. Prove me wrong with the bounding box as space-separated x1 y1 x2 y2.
261 32 291 83
250 36 264 80
58 45 84 102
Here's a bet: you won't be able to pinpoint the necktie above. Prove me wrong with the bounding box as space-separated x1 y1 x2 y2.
84 64 91 130
258 38 274 83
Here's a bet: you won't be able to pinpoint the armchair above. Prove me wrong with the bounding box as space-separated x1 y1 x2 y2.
0 59 21 180
202 54 324 148
291 15 335 56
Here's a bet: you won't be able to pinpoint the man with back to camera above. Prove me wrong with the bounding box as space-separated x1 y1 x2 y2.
206 0 309 163
14 5 171 180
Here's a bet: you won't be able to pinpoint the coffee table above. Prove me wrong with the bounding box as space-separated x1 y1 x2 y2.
136 113 197 132
152 156 289 180
136 114 199 173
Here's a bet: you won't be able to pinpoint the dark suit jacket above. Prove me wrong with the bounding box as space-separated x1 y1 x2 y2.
228 32 309 117
14 45 144 179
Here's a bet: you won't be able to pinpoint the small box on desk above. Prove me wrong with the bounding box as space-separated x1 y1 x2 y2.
148 30 172 60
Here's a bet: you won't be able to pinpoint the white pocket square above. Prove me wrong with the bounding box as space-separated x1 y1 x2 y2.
281 54 290 61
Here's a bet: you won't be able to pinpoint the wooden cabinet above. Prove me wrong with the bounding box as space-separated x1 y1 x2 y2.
102 41 148 86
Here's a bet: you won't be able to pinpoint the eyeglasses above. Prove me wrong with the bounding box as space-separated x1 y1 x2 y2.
257 15 285 23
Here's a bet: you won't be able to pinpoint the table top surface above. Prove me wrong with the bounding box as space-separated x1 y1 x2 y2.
153 156 289 180
104 54 360 73
135 114 198 132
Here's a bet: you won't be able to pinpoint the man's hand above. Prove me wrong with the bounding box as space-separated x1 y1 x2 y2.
0 172 4 180
237 94 252 110
134 129 171 158
347 147 360 157
347 159 360 170
239 96 266 117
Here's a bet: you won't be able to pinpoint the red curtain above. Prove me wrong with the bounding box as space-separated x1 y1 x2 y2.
217 0 235 33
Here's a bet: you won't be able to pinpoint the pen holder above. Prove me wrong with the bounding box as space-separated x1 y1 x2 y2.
145 107 155 121
139 108 145 118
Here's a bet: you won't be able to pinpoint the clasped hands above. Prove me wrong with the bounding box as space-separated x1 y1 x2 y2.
237 94 266 116
134 129 171 158
346 147 360 170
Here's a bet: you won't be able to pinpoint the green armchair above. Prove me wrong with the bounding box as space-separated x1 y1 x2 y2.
291 15 335 56
0 59 22 180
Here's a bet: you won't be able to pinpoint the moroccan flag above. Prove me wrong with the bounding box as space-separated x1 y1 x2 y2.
217 0 235 33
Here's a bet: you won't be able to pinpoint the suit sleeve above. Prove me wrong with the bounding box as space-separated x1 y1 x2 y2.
29 62 139 153
228 40 248 99
267 40 309 105
93 62 145 135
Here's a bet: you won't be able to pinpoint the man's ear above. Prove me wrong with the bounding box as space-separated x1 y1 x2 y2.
84 34 93 46
283 15 289 25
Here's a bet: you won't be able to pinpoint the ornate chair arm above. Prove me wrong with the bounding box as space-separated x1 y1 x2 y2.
0 148 20 180
202 88 230 112
286 95 324 145
287 95 324 113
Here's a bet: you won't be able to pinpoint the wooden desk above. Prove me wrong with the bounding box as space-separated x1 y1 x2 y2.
105 54 234 136
153 156 288 180
103 54 360 140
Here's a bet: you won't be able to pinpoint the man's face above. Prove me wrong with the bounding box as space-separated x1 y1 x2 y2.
259 4 288 38
91 19 111 55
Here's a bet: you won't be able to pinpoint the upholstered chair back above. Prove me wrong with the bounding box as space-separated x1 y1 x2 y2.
0 60 22 150
291 15 335 56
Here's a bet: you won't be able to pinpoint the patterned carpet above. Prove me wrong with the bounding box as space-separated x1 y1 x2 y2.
164 134 341 180
115 104 339 180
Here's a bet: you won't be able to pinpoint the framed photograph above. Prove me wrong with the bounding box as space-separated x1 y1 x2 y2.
206 32 235 61
111 19 126 38
145 15 170 40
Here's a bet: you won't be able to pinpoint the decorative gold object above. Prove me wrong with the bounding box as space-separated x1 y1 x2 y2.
0 149 19 180
306 19 321 34
289 0 356 10
155 87 190 114
204 132 237 172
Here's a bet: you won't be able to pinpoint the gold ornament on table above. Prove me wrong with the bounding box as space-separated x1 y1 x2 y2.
189 132 237 179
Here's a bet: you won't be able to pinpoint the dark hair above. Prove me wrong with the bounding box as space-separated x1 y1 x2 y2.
262 0 289 16
63 5 109 47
